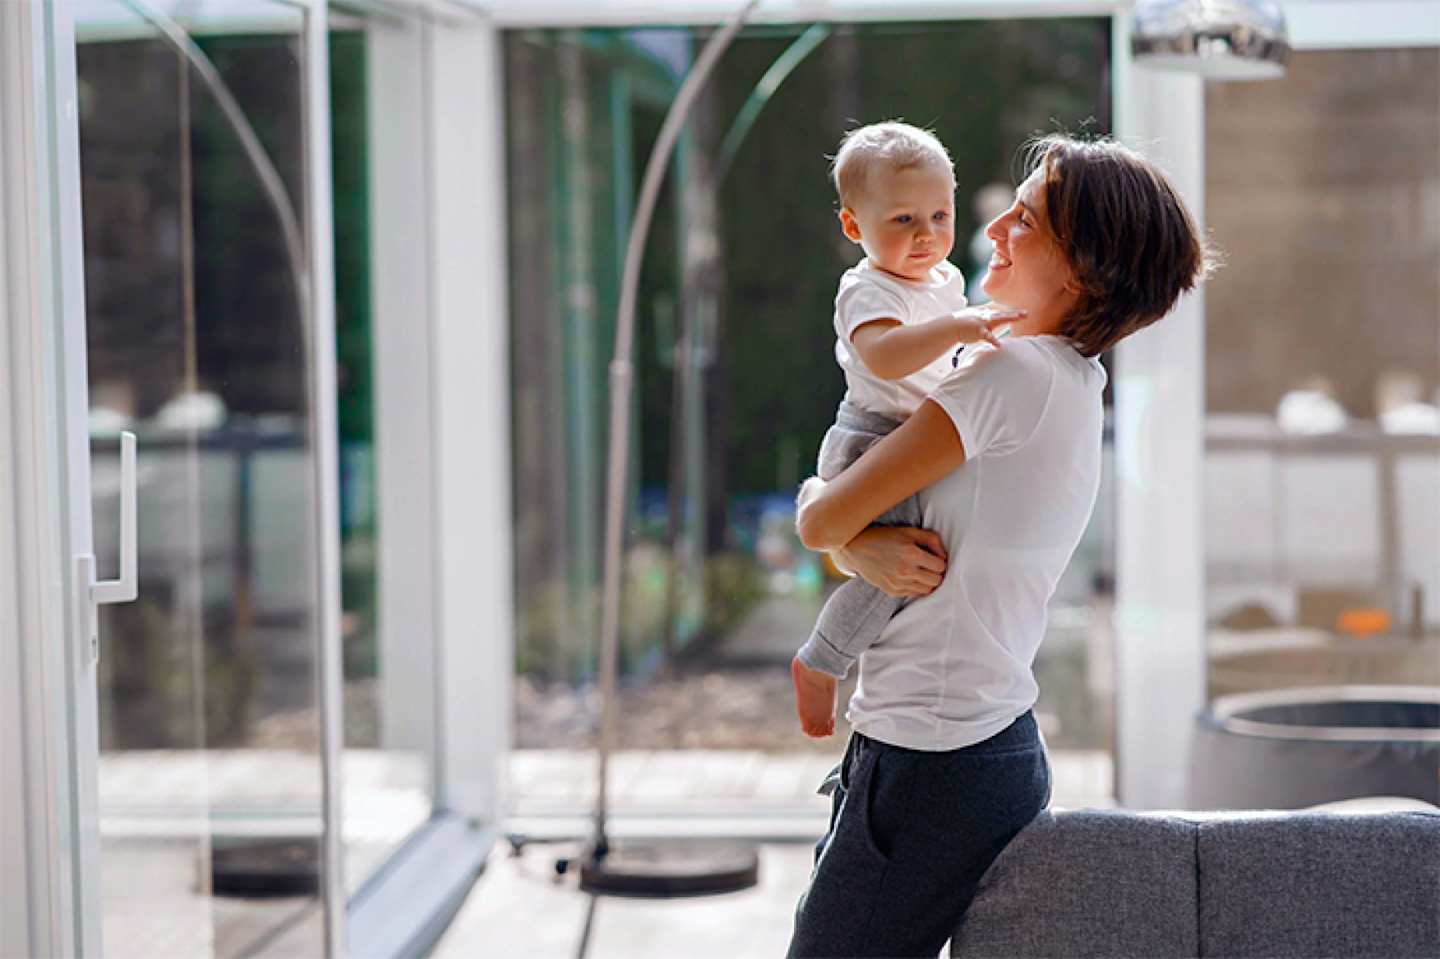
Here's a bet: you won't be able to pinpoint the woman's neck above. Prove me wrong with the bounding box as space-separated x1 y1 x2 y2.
996 283 1077 339
994 301 1069 339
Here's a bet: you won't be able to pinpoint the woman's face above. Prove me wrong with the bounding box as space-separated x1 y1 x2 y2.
981 170 1077 313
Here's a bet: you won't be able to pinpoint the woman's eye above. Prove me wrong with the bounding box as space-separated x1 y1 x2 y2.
1017 212 1028 226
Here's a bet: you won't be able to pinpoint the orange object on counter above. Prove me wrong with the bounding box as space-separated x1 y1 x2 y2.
1336 608 1391 638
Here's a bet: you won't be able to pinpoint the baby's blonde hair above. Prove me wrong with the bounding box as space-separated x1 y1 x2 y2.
831 121 954 207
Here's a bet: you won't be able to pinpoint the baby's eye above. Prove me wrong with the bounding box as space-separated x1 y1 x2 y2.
932 211 949 222
894 214 912 224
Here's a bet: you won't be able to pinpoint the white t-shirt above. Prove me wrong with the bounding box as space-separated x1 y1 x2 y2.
833 258 971 420
845 334 1108 751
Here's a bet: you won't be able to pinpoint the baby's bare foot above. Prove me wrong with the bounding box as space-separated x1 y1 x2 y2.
791 656 838 738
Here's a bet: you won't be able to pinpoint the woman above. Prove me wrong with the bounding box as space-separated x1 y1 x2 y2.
787 135 1210 958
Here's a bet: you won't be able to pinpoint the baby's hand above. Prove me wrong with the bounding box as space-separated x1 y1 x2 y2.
791 656 838 738
947 306 1026 348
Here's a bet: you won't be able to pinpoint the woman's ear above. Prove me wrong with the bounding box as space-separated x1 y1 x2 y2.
838 207 863 243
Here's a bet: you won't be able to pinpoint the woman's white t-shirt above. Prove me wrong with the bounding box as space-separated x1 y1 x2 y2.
844 334 1107 751
833 258 971 420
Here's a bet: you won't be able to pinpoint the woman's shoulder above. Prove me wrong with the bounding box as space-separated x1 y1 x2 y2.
947 337 1051 383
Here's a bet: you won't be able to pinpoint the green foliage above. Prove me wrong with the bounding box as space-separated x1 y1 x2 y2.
330 32 374 446
702 551 767 638
504 22 1109 681
515 546 767 682
341 529 379 679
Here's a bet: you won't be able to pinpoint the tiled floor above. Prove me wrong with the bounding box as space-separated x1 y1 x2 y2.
433 841 816 959
97 748 429 958
94 746 1112 957
438 749 1115 958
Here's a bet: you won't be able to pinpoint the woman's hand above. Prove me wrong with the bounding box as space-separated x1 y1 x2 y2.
832 526 948 598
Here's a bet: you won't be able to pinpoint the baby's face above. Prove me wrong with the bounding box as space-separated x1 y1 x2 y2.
840 163 956 282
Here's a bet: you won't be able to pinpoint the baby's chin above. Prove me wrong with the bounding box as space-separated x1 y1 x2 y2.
897 255 945 278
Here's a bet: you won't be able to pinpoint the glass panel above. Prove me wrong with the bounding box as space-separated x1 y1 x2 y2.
504 21 1117 820
330 17 437 894
78 3 329 953
1203 52 1440 696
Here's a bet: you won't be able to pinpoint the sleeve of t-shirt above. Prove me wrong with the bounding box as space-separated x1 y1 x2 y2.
927 342 1047 460
834 276 909 343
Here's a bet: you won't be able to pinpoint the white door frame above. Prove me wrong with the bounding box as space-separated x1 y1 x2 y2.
367 3 513 828
1 1 102 955
299 1 349 952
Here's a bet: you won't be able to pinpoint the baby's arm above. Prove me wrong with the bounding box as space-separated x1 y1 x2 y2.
850 307 1022 380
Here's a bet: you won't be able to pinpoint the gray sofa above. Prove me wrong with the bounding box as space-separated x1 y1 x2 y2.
950 809 1440 958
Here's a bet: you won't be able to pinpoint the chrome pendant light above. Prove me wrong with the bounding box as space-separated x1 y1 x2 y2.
1132 0 1290 80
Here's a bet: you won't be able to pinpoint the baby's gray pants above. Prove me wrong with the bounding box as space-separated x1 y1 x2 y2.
795 399 923 679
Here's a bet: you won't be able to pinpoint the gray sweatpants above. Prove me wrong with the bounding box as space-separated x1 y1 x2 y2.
795 399 923 679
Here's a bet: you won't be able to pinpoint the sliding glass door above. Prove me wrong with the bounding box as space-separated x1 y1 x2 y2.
8 0 510 954
76 1 335 953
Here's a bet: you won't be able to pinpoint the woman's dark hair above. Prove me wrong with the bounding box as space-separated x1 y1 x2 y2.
1024 134 1214 357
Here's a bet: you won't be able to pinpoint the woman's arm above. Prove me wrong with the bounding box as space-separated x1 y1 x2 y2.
795 398 966 551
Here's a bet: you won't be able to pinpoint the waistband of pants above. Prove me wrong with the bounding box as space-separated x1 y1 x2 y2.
856 710 1040 757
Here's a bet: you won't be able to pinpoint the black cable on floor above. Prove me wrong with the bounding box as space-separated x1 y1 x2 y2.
575 892 600 959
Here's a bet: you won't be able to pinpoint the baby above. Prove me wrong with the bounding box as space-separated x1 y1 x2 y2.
791 122 1022 737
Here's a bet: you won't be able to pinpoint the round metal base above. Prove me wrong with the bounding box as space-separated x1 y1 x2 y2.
578 840 759 898
212 838 320 898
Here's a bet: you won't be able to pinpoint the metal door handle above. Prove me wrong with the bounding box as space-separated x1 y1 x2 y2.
77 430 138 663
92 430 137 605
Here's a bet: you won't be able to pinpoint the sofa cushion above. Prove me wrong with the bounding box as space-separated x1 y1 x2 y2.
1197 811 1440 958
950 810 1199 958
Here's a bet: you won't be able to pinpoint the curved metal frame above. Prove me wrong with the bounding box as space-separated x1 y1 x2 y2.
118 0 308 311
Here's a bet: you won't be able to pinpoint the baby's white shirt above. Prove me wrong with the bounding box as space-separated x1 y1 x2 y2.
833 258 970 420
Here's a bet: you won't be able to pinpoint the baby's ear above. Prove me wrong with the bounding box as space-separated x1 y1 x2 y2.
838 207 863 243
